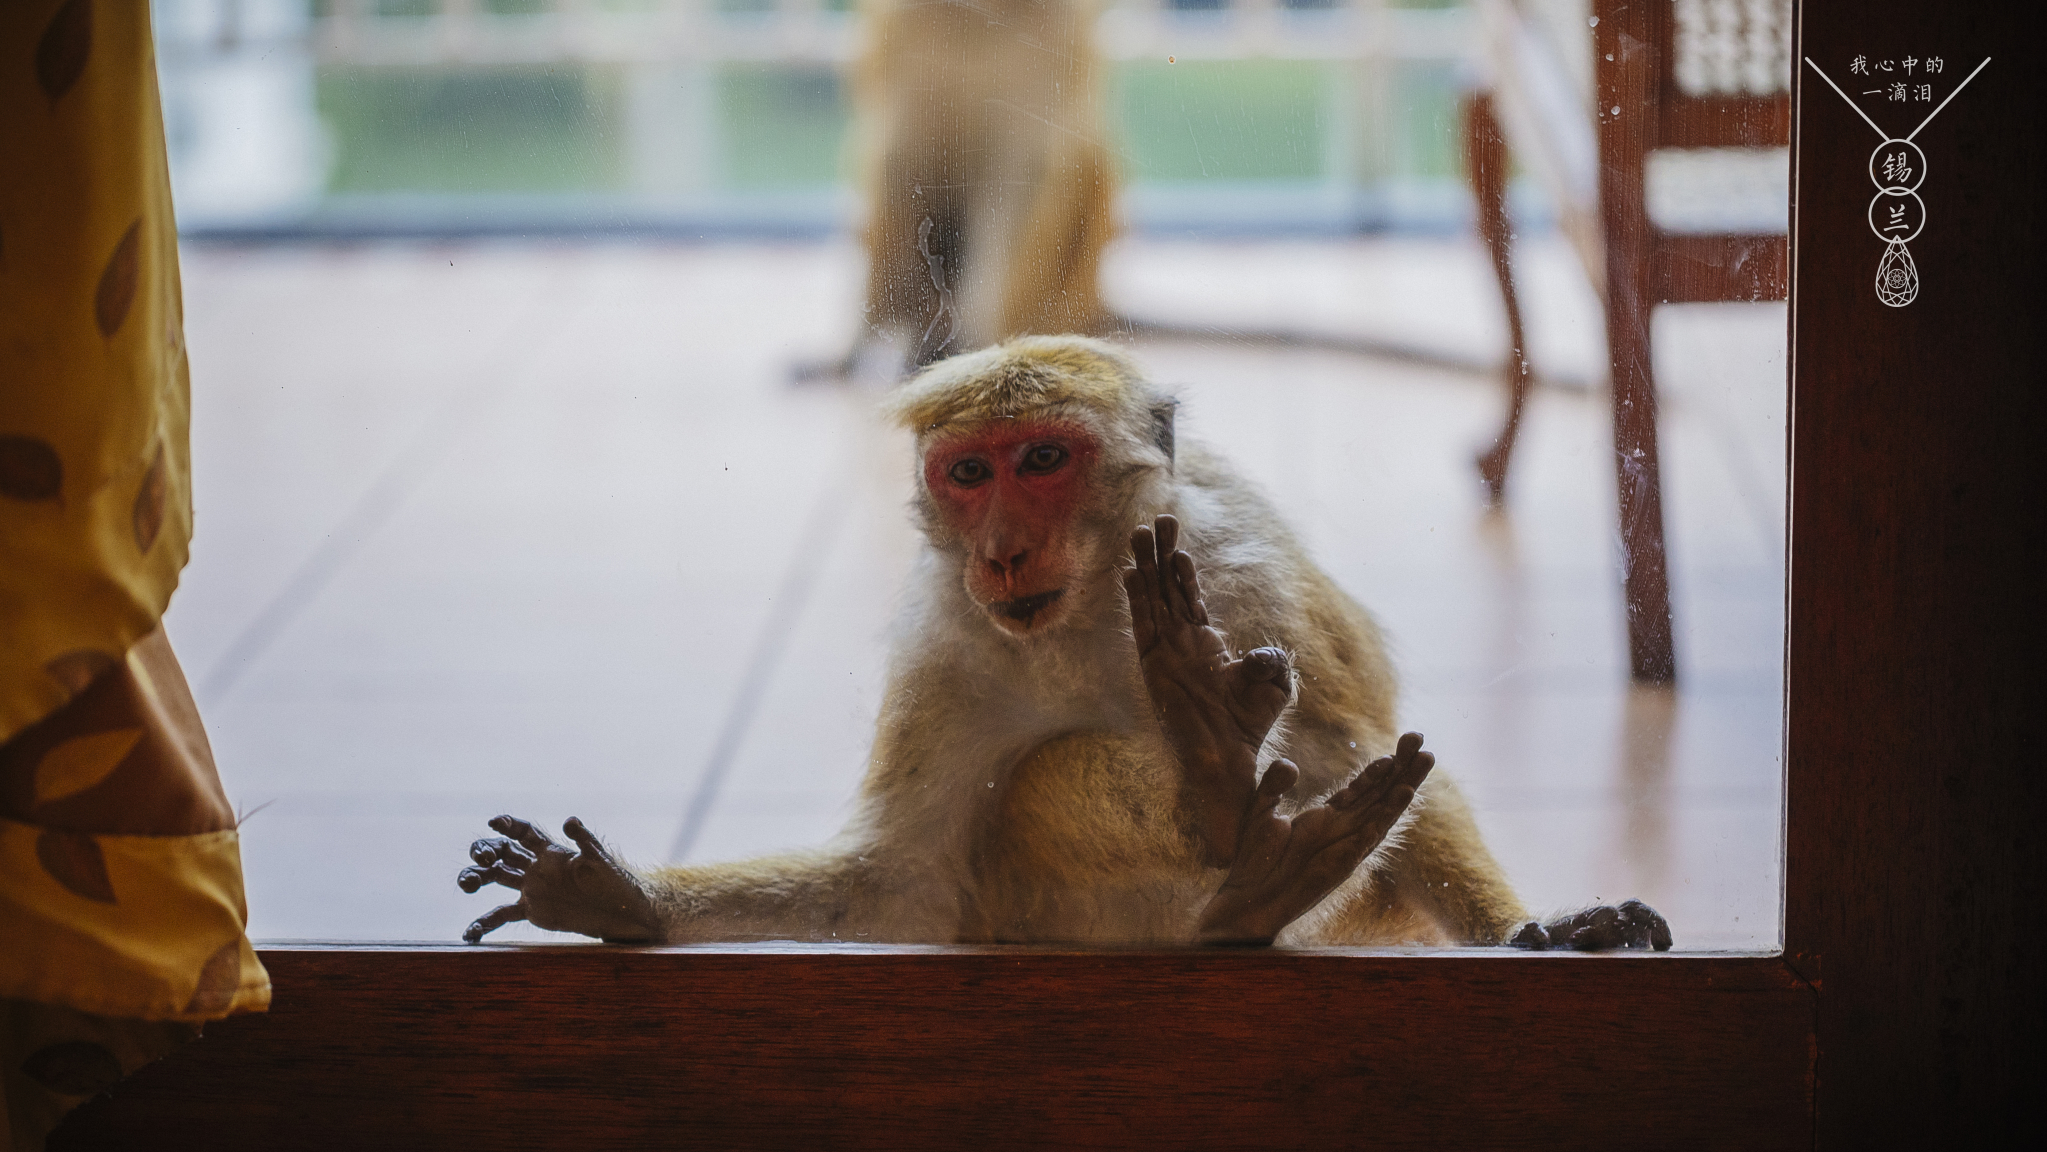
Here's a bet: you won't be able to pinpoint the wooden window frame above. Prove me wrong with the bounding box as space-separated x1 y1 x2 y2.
51 1 2042 1146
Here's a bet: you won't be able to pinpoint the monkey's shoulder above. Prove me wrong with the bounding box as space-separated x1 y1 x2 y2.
1170 445 1400 742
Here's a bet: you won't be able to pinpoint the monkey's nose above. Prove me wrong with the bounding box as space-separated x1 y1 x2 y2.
987 549 1030 576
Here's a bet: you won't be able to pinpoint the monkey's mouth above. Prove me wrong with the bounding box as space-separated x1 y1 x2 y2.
991 589 1065 627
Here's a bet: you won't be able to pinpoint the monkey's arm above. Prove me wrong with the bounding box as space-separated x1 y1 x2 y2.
635 850 944 944
1349 774 1674 950
1125 516 1294 867
1198 737 1434 946
460 816 935 944
1127 516 1434 945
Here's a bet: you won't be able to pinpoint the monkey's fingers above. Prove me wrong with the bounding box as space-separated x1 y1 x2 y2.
489 815 557 855
1622 899 1675 951
1149 517 1201 624
1517 909 1591 950
1233 647 1292 687
1303 752 1426 867
1522 900 1672 951
1562 905 1628 951
1153 514 1181 561
463 900 529 944
562 817 614 864
1543 905 1638 950
1329 741 1434 813
1129 523 1158 582
457 862 527 894
1254 758 1300 808
1129 519 1209 653
1556 901 1669 951
1130 522 1168 597
1122 566 1161 654
1341 760 1429 818
1169 549 1211 626
1127 525 1173 641
1206 759 1298 881
1387 736 1436 798
1148 530 1183 623
470 837 538 870
1240 758 1299 839
1328 755 1388 812
1332 778 1423 854
1223 647 1293 737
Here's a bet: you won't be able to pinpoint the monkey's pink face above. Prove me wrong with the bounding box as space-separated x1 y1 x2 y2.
923 419 1102 636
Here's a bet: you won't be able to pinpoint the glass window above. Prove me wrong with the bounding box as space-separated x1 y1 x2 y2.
155 0 1788 951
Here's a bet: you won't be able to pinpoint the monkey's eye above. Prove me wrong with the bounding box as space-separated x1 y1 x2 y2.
1019 443 1069 475
948 458 992 487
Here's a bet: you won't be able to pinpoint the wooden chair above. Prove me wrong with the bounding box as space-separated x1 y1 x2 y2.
1464 0 1790 683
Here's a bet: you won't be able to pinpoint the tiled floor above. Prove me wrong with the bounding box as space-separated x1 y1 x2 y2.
164 235 1785 950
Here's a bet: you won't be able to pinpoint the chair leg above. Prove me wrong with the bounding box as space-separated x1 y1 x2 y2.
1463 91 1533 506
1605 286 1678 684
1595 0 1676 684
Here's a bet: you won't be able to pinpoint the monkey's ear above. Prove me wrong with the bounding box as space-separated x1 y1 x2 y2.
1149 400 1177 467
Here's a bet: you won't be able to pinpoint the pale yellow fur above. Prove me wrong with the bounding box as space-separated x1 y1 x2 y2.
642 337 1529 946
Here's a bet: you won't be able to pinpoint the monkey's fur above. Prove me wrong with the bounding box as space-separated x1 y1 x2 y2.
852 0 1116 368
467 336 1543 946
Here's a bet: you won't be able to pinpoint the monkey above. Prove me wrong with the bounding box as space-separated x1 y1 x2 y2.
462 536 1439 949
461 335 1671 951
805 1 1514 386
812 0 1116 377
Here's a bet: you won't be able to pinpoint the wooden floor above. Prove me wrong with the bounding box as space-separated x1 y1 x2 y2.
163 235 1786 950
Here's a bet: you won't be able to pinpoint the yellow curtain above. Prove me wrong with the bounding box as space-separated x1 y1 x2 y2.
2 2 267 1146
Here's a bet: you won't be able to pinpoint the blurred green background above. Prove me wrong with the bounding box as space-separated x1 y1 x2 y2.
317 58 1465 194
314 30 1467 201
160 0 1481 230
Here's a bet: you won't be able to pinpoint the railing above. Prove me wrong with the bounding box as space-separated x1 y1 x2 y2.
156 0 1477 67
152 0 1490 234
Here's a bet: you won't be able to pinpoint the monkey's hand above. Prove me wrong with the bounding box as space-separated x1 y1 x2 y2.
1508 900 1673 951
1125 514 1296 868
458 815 663 944
1198 734 1435 946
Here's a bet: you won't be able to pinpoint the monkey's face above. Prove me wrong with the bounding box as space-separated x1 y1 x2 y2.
923 418 1103 637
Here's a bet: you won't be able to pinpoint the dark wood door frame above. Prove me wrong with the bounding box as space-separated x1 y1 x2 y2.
50 2 2043 1147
